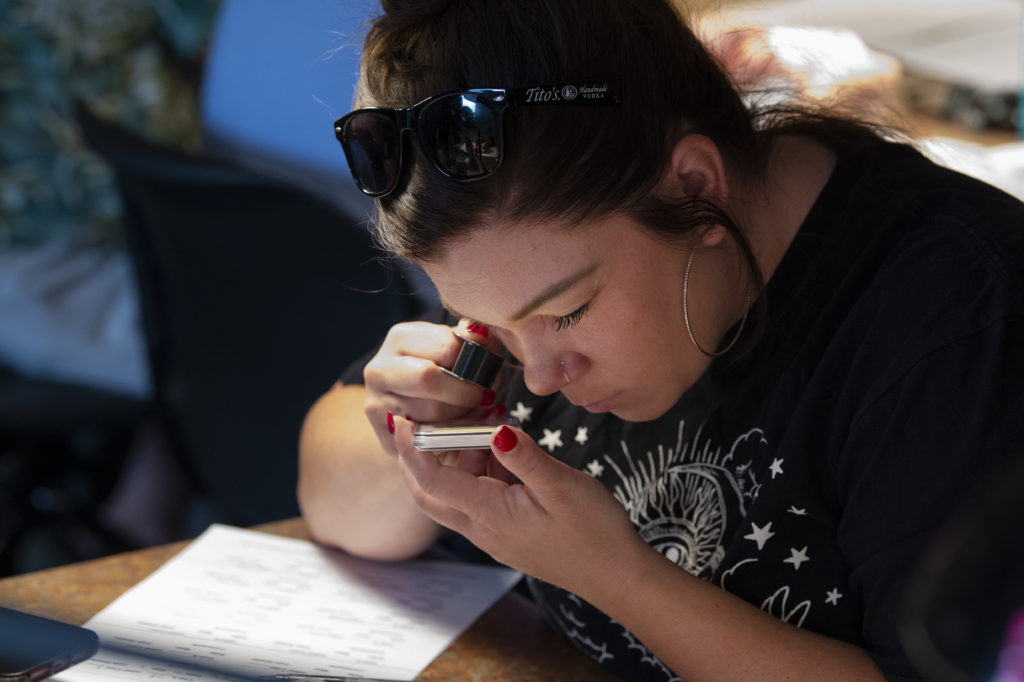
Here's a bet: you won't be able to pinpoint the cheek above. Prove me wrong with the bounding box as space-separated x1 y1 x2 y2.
592 285 689 376
576 306 657 374
598 280 681 347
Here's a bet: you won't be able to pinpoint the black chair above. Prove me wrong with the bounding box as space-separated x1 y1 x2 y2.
74 102 418 530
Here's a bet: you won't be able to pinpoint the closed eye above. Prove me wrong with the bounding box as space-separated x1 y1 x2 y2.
553 303 590 331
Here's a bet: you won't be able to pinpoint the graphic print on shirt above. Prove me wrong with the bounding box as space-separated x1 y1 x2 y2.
524 404 858 678
596 419 769 579
527 416 771 681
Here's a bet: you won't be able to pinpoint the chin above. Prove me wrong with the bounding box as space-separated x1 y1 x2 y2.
611 398 674 423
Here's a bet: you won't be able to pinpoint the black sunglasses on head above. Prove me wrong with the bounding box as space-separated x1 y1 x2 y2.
334 80 621 197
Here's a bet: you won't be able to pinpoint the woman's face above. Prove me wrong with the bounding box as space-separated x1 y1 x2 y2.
422 215 727 421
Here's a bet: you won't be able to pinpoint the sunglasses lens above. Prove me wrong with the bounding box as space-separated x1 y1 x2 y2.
419 92 502 179
340 111 400 196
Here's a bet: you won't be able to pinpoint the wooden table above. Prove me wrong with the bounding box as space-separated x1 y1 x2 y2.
0 518 621 681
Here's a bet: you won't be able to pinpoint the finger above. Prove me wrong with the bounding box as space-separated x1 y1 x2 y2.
490 426 571 499
393 419 501 535
394 418 506 516
363 398 398 457
396 454 474 533
368 322 484 406
456 449 491 477
375 395 472 426
383 321 486 378
486 454 516 484
454 319 505 357
400 395 503 424
365 393 499 460
380 321 462 367
367 354 494 412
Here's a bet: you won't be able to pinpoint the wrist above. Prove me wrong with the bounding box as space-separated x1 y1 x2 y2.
573 533 661 617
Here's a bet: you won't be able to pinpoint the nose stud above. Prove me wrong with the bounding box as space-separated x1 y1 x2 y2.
560 360 571 386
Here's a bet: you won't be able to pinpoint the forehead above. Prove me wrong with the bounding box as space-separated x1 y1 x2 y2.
422 219 622 321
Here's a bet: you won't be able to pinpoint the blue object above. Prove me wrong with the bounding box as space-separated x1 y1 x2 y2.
200 0 379 214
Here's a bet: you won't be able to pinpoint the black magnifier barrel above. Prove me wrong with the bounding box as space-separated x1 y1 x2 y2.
441 336 503 387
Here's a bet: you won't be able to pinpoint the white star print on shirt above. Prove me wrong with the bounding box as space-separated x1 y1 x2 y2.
784 546 810 570
586 460 605 477
575 426 589 445
538 428 564 452
743 521 775 550
509 401 533 423
825 588 843 605
787 506 807 515
769 458 784 479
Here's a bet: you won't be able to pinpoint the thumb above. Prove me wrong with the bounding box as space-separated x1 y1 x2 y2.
490 425 565 494
456 318 504 357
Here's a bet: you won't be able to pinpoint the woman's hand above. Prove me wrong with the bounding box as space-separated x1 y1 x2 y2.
363 320 504 457
392 418 644 600
393 419 887 682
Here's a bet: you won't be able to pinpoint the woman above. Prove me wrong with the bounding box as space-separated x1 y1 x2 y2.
298 0 1024 679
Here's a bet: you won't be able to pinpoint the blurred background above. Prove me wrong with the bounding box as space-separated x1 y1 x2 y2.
0 0 1021 574
0 0 424 576
1 0 223 574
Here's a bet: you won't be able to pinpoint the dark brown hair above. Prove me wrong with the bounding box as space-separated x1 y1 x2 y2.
355 0 887 331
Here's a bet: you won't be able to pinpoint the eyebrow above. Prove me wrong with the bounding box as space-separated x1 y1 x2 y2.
442 264 598 323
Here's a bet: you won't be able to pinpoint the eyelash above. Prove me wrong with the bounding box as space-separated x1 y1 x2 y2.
553 303 590 331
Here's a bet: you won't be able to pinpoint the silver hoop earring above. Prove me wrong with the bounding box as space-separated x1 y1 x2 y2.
683 248 751 358
560 360 571 385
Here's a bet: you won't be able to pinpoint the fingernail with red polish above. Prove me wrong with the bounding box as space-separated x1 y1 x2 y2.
493 425 517 452
387 410 395 434
467 322 489 338
483 405 504 419
480 389 496 406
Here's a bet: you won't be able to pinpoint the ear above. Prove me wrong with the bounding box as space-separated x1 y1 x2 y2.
665 133 730 249
665 133 729 207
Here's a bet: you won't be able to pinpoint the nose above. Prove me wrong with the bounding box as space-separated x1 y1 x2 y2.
522 359 564 397
522 352 587 397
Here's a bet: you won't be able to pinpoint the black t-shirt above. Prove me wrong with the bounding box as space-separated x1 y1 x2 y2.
342 140 1024 680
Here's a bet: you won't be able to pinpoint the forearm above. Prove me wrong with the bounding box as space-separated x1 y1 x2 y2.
580 537 885 681
297 382 445 561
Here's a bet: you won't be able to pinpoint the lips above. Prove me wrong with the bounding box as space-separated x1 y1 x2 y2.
571 390 622 414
